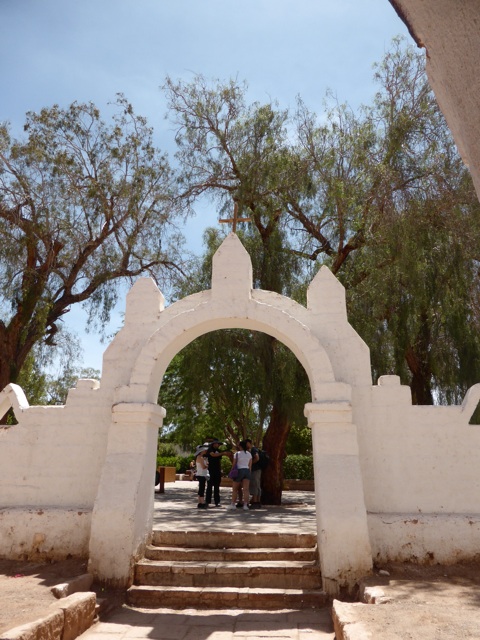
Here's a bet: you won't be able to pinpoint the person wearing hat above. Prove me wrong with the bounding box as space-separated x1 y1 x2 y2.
194 444 209 509
205 438 232 508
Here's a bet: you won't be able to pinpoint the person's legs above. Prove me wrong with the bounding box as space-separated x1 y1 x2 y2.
205 478 213 505
242 478 250 510
236 485 244 507
213 474 221 506
229 480 239 508
250 469 262 507
197 477 207 508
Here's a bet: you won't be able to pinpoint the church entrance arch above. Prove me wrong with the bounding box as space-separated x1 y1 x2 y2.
88 234 373 595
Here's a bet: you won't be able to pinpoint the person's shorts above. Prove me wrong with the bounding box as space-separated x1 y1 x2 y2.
235 468 251 482
249 469 261 495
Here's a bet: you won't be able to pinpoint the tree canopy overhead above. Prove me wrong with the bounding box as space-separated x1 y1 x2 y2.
0 95 186 395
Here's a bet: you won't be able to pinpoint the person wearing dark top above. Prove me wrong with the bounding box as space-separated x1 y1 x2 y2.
205 438 232 507
246 438 261 508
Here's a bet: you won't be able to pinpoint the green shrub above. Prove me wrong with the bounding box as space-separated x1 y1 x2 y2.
283 455 313 480
178 456 193 473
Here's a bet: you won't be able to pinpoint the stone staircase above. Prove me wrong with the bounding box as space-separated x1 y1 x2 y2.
127 530 328 610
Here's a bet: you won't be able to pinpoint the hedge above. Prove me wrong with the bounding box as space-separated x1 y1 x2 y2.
156 453 314 479
283 455 313 480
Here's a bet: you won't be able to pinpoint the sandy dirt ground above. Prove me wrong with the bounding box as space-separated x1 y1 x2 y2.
347 561 480 639
0 558 89 634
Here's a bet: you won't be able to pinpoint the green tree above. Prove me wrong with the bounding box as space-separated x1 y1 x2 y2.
15 351 49 406
15 329 83 406
278 37 480 403
0 96 186 407
336 40 480 403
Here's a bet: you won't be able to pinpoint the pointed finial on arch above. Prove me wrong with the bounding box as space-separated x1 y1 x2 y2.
125 277 165 325
212 233 252 299
307 265 347 318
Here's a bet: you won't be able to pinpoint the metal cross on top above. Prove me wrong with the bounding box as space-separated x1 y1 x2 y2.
219 202 251 233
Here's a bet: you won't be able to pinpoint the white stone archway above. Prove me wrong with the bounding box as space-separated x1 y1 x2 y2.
88 234 373 595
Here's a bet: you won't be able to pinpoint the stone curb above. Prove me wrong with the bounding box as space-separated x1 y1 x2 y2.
332 583 392 639
0 591 96 640
332 600 371 640
51 573 94 599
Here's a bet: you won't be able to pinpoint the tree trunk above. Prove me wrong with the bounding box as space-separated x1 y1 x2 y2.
261 405 291 505
409 364 434 405
405 318 434 405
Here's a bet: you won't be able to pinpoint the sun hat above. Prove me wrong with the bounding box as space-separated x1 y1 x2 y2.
204 438 225 446
195 444 209 457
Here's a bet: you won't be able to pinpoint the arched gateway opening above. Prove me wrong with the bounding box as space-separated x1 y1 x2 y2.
88 234 373 595
158 325 316 507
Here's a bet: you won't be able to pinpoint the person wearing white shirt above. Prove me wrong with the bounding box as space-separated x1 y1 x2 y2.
194 444 209 509
228 440 252 511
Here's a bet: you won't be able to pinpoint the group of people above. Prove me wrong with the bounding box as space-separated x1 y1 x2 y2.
194 438 263 510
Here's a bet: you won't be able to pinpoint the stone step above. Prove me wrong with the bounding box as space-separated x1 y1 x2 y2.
135 559 322 589
145 544 318 562
152 530 317 549
126 584 328 610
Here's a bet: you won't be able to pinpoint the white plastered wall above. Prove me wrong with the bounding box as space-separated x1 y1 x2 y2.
389 0 480 200
361 376 480 563
0 380 109 559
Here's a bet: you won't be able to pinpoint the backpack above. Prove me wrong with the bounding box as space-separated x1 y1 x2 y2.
257 449 270 470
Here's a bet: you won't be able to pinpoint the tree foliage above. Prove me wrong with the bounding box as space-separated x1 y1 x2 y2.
6 39 479 495
165 38 480 405
336 40 480 404
0 96 186 399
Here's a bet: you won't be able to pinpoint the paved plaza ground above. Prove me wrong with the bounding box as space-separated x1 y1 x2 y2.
79 605 334 640
152 479 318 533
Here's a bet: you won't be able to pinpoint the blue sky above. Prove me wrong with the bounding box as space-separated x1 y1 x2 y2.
0 0 410 373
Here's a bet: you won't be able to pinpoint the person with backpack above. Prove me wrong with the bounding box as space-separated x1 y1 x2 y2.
246 438 262 509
